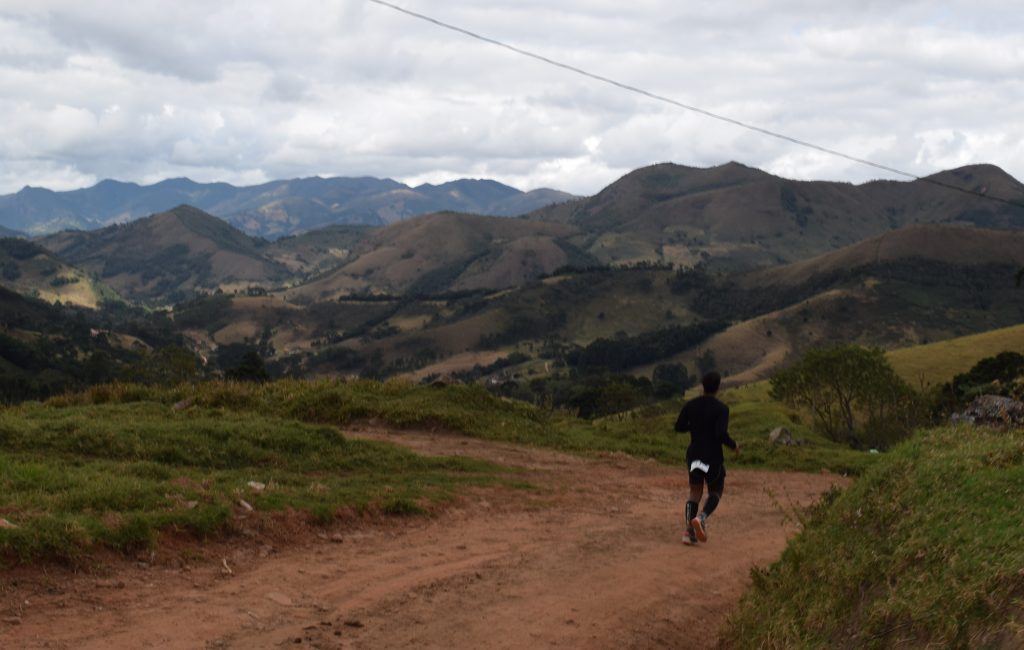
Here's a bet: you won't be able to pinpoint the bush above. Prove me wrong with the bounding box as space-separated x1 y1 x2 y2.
652 363 693 398
949 351 1024 402
770 345 925 449
225 350 270 383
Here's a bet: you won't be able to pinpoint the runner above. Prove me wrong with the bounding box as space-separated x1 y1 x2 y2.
674 371 740 544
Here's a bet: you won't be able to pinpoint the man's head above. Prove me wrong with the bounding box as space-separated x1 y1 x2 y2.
701 371 721 395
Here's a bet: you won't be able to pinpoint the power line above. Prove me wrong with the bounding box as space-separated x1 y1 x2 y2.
368 0 1024 210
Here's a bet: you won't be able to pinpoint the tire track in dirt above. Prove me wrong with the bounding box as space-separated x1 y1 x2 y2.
2 428 845 649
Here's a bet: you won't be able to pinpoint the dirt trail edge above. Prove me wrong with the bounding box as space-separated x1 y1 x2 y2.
3 428 845 650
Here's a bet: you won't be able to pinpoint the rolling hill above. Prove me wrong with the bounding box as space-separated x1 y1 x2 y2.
263 224 375 276
285 222 1024 385
530 162 1024 270
742 223 1024 289
662 224 1024 383
38 205 291 304
0 176 574 238
0 238 120 308
0 284 187 402
287 212 588 300
886 322 1024 388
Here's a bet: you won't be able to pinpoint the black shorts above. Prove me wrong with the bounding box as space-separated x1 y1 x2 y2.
687 459 726 492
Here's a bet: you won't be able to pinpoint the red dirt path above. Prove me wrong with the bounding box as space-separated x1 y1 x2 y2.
1 428 845 649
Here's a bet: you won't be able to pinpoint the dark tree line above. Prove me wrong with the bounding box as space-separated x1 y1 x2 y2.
566 320 728 372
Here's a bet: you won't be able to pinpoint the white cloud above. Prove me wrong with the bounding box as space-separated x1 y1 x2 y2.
0 0 1021 195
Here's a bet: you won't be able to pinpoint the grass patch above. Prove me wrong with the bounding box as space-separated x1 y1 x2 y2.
0 400 502 563
52 378 873 475
725 425 1024 648
887 323 1024 389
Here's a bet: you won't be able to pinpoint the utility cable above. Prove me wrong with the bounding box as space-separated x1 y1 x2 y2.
368 0 1024 210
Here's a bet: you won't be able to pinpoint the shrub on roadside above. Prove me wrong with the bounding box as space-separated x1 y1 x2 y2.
770 345 925 449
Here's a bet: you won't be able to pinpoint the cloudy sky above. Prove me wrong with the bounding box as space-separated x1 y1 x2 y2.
1 0 1022 195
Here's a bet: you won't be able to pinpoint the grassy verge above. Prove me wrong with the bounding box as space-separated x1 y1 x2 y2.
724 425 1024 648
52 378 873 475
0 400 502 563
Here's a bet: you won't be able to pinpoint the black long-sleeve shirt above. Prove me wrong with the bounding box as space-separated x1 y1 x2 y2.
674 394 737 466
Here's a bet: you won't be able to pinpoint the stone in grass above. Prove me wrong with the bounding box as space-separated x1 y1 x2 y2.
768 427 795 446
952 395 1024 427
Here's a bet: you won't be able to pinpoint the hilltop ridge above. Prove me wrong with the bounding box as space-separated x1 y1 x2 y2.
529 161 1024 270
40 205 290 303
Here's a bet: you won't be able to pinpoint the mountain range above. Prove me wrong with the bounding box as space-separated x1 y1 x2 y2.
0 176 575 238
4 160 1024 389
19 161 1024 306
534 161 1024 269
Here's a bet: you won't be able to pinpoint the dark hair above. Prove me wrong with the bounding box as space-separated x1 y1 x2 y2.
702 371 721 394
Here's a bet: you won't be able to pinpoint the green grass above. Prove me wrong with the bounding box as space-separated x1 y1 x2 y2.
725 425 1024 648
52 378 872 475
0 400 502 563
887 323 1024 389
0 377 876 563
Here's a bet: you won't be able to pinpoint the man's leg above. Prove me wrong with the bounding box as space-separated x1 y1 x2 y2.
694 466 726 542
702 490 722 516
702 465 726 517
685 471 704 544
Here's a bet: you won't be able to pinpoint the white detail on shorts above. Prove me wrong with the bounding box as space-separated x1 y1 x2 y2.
690 460 710 473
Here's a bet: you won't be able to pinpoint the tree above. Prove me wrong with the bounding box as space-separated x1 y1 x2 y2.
226 350 270 383
123 346 201 386
652 363 693 398
770 345 923 449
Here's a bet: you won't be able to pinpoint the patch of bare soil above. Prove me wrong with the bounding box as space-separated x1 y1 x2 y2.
1 428 845 649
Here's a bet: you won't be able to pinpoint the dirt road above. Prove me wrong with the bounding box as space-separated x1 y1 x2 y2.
2 428 844 649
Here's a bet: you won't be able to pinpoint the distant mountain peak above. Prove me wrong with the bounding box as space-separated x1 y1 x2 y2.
0 174 574 237
94 179 140 188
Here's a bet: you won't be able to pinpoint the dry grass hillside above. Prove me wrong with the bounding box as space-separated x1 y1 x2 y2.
40 206 290 304
288 212 582 300
742 224 1024 288
654 224 1024 383
263 224 374 275
887 323 1024 388
0 238 119 308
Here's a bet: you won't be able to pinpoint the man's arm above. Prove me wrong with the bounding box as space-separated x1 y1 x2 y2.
674 403 690 433
718 404 739 451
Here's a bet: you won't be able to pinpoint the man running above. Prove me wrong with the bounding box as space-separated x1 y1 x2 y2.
674 371 739 544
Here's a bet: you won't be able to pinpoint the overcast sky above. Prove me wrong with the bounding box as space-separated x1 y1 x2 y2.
1 0 1022 195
